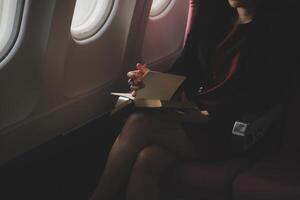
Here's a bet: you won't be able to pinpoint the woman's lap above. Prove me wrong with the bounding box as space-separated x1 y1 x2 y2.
121 109 233 161
120 109 197 159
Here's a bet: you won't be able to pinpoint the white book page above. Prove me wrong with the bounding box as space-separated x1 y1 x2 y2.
135 71 185 100
111 92 135 100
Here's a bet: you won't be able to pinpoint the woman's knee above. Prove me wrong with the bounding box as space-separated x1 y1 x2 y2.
119 112 158 139
133 146 175 175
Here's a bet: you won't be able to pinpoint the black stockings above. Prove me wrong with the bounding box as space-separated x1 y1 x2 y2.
89 111 197 200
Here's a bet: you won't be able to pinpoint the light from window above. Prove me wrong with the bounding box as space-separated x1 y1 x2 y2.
71 0 115 40
150 0 172 17
0 0 23 61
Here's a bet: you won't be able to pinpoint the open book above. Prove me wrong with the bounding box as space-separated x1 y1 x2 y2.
111 70 197 114
112 70 186 100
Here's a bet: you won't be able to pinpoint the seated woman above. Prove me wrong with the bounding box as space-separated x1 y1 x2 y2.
90 0 295 199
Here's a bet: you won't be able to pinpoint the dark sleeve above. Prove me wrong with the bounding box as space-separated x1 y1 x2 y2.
168 30 200 76
168 24 210 99
214 21 297 119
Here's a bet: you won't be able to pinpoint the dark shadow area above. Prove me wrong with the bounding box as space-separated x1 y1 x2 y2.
0 114 121 200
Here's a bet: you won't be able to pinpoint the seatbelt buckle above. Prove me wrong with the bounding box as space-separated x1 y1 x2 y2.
232 121 249 136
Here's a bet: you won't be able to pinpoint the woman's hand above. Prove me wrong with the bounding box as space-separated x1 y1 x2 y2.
127 63 149 96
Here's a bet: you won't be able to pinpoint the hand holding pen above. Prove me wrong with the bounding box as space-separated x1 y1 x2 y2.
127 63 149 96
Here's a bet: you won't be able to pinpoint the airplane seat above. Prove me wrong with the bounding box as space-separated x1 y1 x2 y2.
232 68 300 200
184 0 197 43
160 53 300 200
231 3 300 198
159 1 300 200
160 159 250 200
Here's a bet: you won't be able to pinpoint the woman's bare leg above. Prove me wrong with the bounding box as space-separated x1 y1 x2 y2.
126 146 176 200
89 111 196 200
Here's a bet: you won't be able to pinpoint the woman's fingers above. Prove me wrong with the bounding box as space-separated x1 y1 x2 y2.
128 78 144 87
136 63 149 74
130 83 145 91
133 79 143 85
127 70 144 80
128 78 134 85
127 63 149 79
131 90 137 97
127 63 148 96
127 73 144 94
130 85 141 91
127 70 139 79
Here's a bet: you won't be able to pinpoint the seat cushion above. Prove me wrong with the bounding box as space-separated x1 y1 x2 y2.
233 160 300 200
161 159 249 200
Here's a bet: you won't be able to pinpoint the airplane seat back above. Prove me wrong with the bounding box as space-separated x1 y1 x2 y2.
232 28 300 200
184 0 197 43
279 67 300 160
272 1 300 161
160 2 300 199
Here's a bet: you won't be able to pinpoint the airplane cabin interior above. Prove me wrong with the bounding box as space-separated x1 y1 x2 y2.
0 0 299 200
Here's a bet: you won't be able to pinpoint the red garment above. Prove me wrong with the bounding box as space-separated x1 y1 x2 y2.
202 22 252 95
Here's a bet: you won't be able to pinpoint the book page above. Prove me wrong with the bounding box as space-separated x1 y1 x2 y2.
135 71 186 100
111 92 135 100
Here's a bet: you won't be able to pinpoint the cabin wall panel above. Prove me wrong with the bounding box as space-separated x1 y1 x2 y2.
0 0 155 165
141 0 190 71
0 0 56 130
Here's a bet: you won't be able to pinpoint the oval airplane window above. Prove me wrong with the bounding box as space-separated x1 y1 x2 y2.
0 0 24 62
150 0 172 17
71 0 115 40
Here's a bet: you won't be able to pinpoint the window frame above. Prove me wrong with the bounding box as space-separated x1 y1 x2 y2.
149 0 174 18
0 0 25 64
70 0 117 43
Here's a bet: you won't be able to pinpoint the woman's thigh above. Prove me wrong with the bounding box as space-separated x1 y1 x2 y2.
119 110 197 159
